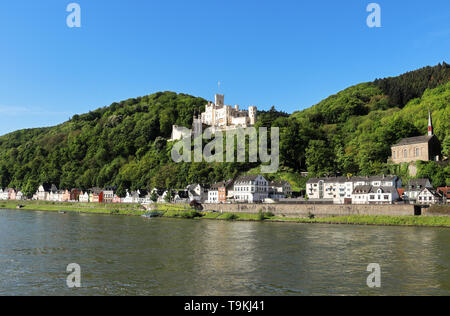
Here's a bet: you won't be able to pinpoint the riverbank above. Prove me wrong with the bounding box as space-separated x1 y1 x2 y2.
1 200 449 227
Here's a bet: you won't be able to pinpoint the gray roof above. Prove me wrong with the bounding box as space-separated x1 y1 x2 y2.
235 175 261 183
307 175 397 184
369 186 398 194
420 187 443 198
270 180 290 187
408 179 431 189
392 135 433 147
353 185 372 194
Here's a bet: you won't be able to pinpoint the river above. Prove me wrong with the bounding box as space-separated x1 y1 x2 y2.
0 209 449 295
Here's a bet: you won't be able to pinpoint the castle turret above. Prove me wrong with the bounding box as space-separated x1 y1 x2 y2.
248 106 257 125
215 94 224 107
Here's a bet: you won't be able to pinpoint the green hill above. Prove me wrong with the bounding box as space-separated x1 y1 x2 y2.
0 63 449 195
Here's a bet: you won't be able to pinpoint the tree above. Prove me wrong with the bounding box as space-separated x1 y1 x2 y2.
164 188 174 203
443 135 450 158
305 140 336 176
150 190 158 203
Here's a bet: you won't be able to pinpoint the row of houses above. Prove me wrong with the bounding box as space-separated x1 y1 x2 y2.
306 176 449 205
0 175 293 205
0 188 25 201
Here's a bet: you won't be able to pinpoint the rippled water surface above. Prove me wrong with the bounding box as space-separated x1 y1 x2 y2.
0 209 449 295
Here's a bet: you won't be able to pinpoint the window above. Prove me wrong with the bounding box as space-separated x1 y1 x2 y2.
415 148 419 157
384 195 389 200
404 149 407 158
393 151 396 159
370 195 375 199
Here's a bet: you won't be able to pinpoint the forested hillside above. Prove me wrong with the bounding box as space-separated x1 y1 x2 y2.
0 63 448 196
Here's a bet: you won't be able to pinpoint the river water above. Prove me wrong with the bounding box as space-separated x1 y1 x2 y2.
0 209 449 295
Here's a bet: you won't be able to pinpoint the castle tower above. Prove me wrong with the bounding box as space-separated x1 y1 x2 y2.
248 106 257 125
215 94 224 107
428 110 433 136
193 115 203 137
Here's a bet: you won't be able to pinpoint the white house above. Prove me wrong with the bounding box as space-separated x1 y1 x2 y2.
233 175 269 203
79 191 90 203
0 189 8 200
417 188 443 205
351 185 371 205
367 186 399 205
404 179 433 202
173 191 189 204
123 190 138 203
15 191 24 201
186 184 209 203
207 185 219 203
36 184 58 201
269 181 292 199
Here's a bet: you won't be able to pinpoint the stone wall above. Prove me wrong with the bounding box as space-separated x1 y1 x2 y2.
202 203 416 217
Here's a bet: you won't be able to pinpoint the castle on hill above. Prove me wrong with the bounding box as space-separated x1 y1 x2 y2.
171 94 257 141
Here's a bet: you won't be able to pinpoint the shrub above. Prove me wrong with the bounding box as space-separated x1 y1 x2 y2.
257 210 265 221
264 211 275 218
223 213 239 221
110 209 120 215
180 210 203 219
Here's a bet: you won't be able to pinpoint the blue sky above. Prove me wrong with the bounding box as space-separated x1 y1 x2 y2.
0 0 449 136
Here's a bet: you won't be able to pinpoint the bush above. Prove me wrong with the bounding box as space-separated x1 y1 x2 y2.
307 212 315 219
257 210 265 221
110 209 120 215
180 210 203 219
264 211 275 218
223 213 239 221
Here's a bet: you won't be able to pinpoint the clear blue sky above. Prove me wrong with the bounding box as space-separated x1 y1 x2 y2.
0 0 449 136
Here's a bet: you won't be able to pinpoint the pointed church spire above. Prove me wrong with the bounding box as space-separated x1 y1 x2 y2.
428 110 433 136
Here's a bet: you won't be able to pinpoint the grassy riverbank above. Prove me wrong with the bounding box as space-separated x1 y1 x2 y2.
1 201 449 227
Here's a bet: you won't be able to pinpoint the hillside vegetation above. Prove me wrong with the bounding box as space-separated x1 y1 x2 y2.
0 63 449 196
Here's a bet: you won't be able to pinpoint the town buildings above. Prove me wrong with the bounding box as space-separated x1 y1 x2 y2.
233 175 269 203
307 176 402 205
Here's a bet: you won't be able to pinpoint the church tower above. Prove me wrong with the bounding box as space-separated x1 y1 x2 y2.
428 110 433 136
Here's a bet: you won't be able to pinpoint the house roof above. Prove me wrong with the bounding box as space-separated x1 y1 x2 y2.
408 179 431 189
353 185 372 194
419 187 443 198
307 175 397 184
235 175 265 183
392 135 434 147
369 186 398 194
270 180 290 187
177 191 189 199
437 187 450 198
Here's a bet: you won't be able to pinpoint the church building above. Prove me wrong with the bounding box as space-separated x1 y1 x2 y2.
390 111 442 164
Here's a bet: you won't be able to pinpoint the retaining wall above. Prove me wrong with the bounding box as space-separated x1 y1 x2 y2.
202 203 416 218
